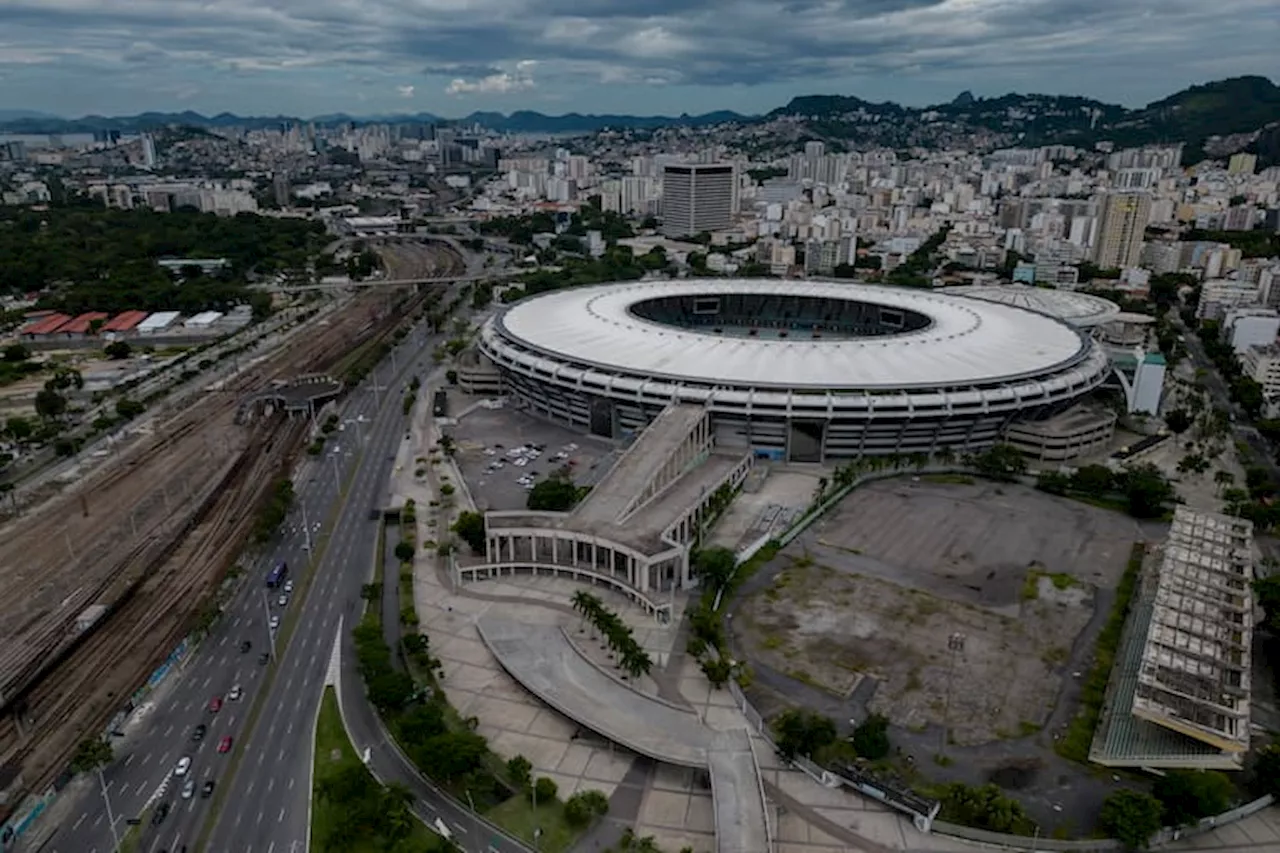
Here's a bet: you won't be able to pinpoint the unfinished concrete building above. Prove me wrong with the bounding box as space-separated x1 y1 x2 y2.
1092 507 1254 769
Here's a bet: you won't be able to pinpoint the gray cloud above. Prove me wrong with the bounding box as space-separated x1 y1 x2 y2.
0 0 1275 113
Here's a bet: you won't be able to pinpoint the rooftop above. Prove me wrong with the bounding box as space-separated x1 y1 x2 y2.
944 284 1122 328
492 279 1092 391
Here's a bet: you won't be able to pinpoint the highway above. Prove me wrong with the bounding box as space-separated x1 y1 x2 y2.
1175 314 1280 483
38 308 443 853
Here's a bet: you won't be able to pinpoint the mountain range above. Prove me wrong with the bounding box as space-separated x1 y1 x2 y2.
2 76 1278 164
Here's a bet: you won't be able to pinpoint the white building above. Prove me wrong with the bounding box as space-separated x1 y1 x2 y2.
1242 344 1280 398
1225 309 1280 355
1198 279 1260 321
1130 354 1167 415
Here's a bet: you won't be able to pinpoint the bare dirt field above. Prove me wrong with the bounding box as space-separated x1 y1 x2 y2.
733 476 1148 746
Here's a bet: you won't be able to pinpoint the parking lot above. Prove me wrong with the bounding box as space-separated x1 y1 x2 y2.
450 405 618 511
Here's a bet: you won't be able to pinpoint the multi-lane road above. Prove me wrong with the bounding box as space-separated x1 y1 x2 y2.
37 291 462 853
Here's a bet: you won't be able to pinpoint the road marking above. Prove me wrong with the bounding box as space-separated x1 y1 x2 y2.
309 652 317 668
124 753 134 767
268 843 275 853
247 780 255 796
136 781 149 796
219 635 228 648
278 807 286 823
288 777 294 790
72 813 87 831
163 723 173 738
268 776 275 793
235 811 242 828
257 809 265 826
286 721 294 736
93 813 103 827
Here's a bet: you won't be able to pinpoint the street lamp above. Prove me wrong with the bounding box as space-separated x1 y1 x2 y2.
261 589 277 661
939 632 966 756
98 769 122 853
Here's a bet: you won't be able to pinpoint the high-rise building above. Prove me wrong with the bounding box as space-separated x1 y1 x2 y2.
661 164 735 237
1092 192 1151 270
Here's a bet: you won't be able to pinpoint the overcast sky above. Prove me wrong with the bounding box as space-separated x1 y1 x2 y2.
1 0 1278 119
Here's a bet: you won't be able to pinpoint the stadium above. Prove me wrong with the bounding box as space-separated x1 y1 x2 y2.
475 279 1114 462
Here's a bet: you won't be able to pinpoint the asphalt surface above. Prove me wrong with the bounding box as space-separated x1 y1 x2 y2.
38 293 469 853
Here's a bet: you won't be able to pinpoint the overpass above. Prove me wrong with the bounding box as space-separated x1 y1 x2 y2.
477 616 772 853
276 268 526 292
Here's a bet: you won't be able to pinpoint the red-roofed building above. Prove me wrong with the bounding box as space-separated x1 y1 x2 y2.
58 312 110 337
20 313 73 338
102 310 149 335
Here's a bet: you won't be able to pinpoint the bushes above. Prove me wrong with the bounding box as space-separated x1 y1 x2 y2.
563 790 609 827
1100 789 1164 850
253 477 295 542
936 782 1035 835
851 713 890 761
531 776 558 804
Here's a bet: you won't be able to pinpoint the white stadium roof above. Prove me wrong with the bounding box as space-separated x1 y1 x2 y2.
495 279 1092 390
943 284 1122 328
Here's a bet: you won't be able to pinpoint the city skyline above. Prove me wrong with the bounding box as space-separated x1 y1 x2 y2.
0 0 1278 118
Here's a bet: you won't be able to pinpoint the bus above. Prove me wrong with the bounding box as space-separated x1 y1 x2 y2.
266 562 288 589
432 391 448 418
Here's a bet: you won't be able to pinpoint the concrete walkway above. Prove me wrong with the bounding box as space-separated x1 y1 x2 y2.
477 615 772 853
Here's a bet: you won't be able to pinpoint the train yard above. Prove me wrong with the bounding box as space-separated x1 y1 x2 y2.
0 240 465 820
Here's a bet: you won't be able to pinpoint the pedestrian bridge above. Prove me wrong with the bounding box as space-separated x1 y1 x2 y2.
476 616 772 853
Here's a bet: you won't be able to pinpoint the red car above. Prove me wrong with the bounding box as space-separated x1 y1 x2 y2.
207 696 223 713
217 736 233 754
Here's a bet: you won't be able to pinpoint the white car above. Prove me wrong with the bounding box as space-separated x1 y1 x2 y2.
269 616 280 631
284 580 294 594
174 757 192 777
228 684 244 701
181 779 196 799
277 594 288 607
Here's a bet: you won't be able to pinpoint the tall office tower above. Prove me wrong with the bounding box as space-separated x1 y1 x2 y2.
1092 192 1151 270
661 163 735 237
140 134 157 169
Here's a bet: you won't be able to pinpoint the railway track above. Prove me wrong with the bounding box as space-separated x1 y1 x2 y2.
0 241 463 818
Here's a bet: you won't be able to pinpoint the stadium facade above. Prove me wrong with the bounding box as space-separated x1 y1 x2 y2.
475 279 1113 462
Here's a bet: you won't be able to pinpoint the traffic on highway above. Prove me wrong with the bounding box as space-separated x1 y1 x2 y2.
40 276 477 853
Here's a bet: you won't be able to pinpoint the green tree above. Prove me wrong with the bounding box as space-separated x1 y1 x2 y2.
1165 409 1193 433
4 415 33 442
532 776 558 804
851 713 891 760
394 541 415 563
506 754 533 789
1253 743 1280 797
938 782 1032 834
3 343 30 362
691 546 738 595
1153 770 1235 827
526 476 580 511
452 511 486 555
969 443 1027 481
773 709 837 761
1100 789 1164 849
412 731 488 782
1120 464 1176 519
34 387 66 421
104 340 132 359
69 736 113 773
1070 464 1115 497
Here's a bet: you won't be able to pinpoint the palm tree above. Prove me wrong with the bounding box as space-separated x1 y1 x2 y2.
380 782 415 844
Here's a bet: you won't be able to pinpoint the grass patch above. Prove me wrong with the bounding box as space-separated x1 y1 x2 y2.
313 686 443 852
484 796 579 853
1021 566 1079 600
1018 720 1042 737
1055 542 1146 763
